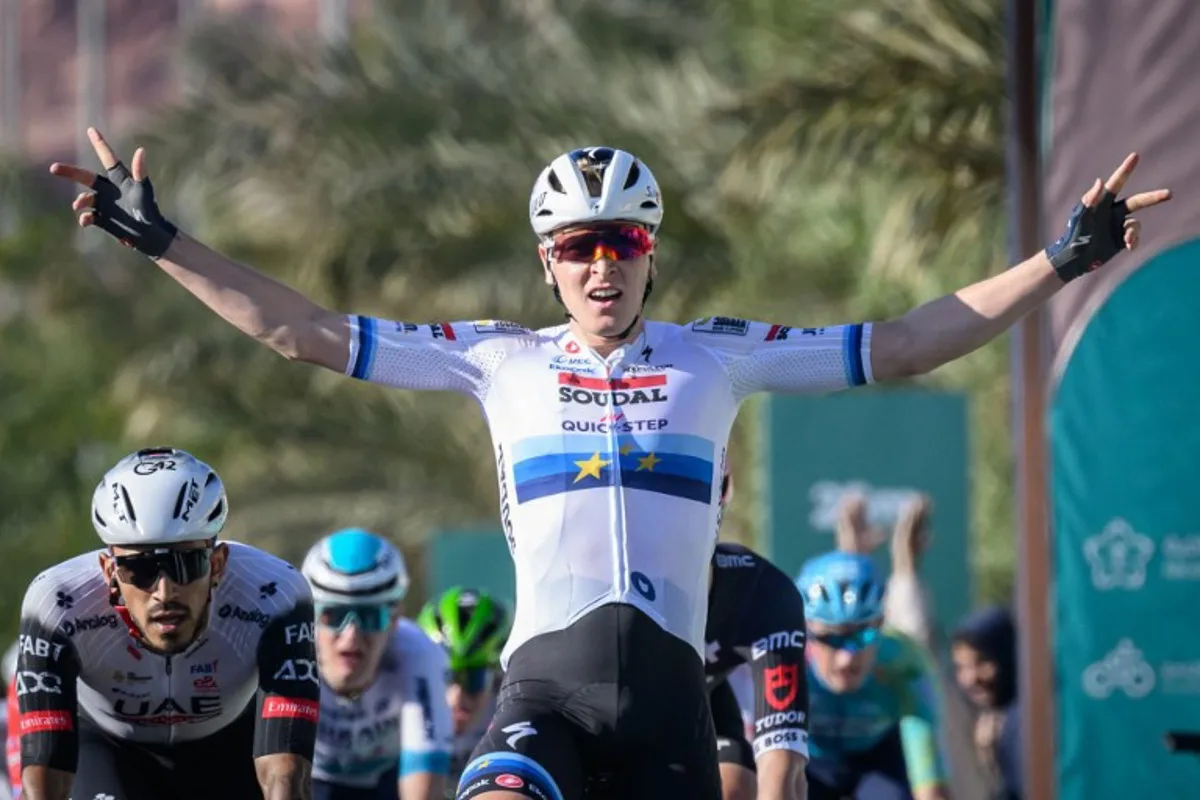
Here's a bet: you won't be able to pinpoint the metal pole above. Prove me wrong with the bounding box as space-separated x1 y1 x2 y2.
1007 0 1055 798
319 0 349 45
76 0 107 252
0 0 20 152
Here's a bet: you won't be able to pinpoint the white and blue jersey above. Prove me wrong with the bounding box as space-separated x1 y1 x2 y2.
313 620 453 788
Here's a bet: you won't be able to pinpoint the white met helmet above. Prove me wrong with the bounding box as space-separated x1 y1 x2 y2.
301 528 409 606
91 447 228 547
528 146 664 239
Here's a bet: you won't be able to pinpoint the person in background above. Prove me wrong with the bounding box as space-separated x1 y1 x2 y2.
950 609 1021 800
416 587 511 793
2 639 14 799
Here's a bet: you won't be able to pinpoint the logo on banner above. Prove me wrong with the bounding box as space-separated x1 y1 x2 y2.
1083 518 1155 590
1082 639 1155 699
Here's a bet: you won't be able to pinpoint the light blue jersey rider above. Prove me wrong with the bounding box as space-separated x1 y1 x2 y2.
303 529 453 800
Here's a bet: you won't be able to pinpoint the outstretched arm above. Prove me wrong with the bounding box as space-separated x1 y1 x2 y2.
870 153 1170 381
50 128 349 371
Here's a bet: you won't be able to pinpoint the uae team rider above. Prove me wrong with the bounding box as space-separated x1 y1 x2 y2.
52 123 1167 800
14 448 317 800
304 529 453 800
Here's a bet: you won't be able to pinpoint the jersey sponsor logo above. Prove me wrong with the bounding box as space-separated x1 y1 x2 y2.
61 613 119 637
393 322 420 334
764 324 791 341
190 659 219 675
193 676 219 692
622 362 671 373
764 665 801 711
752 727 808 756
548 355 596 373
561 418 668 434
495 774 525 789
318 715 400 752
217 604 271 628
630 571 657 601
273 658 318 684
111 670 153 683
473 320 528 335
429 323 457 340
751 630 805 659
496 446 515 553
179 479 201 521
557 372 668 406
263 696 319 723
14 671 63 696
19 634 66 662
114 695 224 725
285 622 314 645
754 709 807 733
19 710 73 734
714 551 755 569
690 316 749 336
459 777 491 796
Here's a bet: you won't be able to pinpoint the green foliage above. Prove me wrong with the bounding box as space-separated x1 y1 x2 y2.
0 0 1015 641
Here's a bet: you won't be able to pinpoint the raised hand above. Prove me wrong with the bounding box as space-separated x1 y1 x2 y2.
1046 152 1171 282
49 127 178 258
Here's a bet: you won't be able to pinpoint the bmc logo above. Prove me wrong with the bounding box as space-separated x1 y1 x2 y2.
715 552 755 569
751 630 805 659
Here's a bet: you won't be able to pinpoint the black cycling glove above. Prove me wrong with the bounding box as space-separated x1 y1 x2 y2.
1045 189 1130 283
90 161 179 259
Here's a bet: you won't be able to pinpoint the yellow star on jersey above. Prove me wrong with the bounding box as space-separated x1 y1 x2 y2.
636 452 661 472
618 442 636 456
573 451 611 483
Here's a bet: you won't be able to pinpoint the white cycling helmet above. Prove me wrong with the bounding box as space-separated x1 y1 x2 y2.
91 447 228 547
528 146 664 239
301 528 409 606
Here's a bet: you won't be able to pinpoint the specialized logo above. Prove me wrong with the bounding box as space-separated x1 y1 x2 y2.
764 664 800 711
557 372 667 406
502 721 538 748
691 316 748 336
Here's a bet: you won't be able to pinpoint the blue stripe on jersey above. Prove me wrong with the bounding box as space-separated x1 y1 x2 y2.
352 315 378 380
511 435 714 505
843 323 866 387
460 752 564 800
399 750 451 777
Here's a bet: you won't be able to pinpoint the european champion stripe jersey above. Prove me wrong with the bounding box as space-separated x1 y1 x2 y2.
345 316 873 665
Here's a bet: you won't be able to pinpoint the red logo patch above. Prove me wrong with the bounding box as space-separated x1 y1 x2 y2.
496 774 525 789
764 664 800 711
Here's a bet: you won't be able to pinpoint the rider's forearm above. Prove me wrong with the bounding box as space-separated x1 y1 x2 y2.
871 251 1060 381
156 233 349 370
399 771 445 800
255 754 312 800
18 766 74 800
756 750 808 800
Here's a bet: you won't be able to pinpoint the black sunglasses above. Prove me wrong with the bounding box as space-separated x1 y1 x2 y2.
114 548 213 591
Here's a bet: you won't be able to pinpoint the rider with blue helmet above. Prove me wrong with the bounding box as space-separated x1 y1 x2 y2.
796 551 949 800
303 529 453 800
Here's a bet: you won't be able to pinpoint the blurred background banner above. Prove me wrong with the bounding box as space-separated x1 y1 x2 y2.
1041 1 1200 797
761 390 970 637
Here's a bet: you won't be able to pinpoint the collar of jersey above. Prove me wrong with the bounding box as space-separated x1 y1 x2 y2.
559 326 652 365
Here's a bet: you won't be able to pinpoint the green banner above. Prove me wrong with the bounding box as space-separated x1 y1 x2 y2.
1050 240 1200 798
427 528 515 607
761 389 970 636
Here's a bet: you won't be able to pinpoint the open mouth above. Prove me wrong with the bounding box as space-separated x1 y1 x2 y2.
588 287 622 303
149 611 186 632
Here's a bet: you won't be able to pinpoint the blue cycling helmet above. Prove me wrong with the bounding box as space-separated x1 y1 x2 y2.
795 551 885 626
301 528 409 606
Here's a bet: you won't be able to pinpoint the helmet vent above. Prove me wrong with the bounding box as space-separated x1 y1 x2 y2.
207 498 225 523
623 161 641 190
118 485 137 523
547 170 564 193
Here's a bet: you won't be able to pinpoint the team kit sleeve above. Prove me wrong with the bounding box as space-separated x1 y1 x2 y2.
15 577 82 775
685 316 873 401
398 644 454 778
254 600 321 760
344 316 529 397
741 570 811 761
896 639 950 792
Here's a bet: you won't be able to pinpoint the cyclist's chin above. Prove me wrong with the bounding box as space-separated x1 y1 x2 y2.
568 303 639 341
140 619 197 654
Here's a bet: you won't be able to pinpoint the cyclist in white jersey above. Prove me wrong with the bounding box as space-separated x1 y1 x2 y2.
13 448 318 800
303 528 453 800
52 126 1168 800
417 587 511 792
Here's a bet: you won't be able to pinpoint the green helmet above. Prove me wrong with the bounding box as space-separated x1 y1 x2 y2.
418 587 510 671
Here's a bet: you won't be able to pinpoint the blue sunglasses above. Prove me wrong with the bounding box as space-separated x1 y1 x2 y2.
811 626 881 653
316 603 392 634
